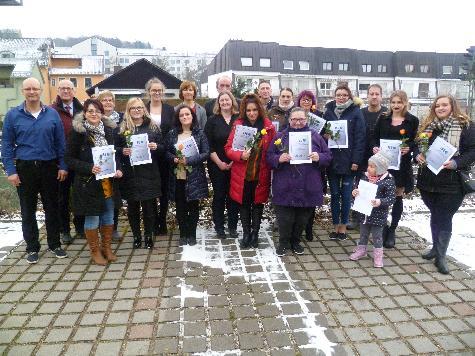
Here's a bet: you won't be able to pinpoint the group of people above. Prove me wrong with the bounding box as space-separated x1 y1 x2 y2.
2 75 474 275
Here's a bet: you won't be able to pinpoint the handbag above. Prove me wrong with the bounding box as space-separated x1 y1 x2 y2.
458 164 475 194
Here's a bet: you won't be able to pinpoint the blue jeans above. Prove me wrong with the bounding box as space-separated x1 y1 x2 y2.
84 198 114 230
328 173 354 225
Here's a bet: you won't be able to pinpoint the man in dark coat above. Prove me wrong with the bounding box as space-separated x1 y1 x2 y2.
204 76 232 118
50 79 84 243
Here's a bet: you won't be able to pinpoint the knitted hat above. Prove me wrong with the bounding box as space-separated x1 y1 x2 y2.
368 151 390 175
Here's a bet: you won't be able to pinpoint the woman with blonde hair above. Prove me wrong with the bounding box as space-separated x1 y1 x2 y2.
416 95 475 274
372 90 419 248
144 77 175 236
117 98 163 249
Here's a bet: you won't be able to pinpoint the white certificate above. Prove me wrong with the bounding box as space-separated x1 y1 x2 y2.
426 136 457 175
380 139 401 170
231 125 257 151
129 133 152 166
92 145 116 180
289 131 312 164
352 180 378 216
175 136 199 158
327 120 348 149
307 112 326 134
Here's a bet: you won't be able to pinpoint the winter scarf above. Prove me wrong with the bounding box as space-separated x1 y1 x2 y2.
109 111 121 125
425 116 463 155
334 99 353 118
84 120 108 147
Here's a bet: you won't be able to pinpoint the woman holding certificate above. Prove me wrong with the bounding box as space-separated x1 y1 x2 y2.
65 99 123 265
323 84 366 241
204 90 240 239
372 90 419 248
117 98 163 250
267 107 331 255
167 105 209 246
225 93 276 249
416 95 475 274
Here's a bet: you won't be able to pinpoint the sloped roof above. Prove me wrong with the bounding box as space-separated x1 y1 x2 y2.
86 58 181 96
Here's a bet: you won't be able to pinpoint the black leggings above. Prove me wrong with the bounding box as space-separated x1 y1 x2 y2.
175 180 200 236
127 198 155 237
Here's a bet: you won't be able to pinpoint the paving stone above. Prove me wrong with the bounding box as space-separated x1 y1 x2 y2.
451 303 475 316
381 339 413 355
184 321 207 336
95 341 123 356
394 322 424 337
1 315 28 328
45 327 73 342
345 327 373 342
266 331 292 347
80 313 105 325
183 337 207 353
16 328 45 343
64 342 93 356
102 326 127 340
458 332 475 348
336 312 362 326
433 335 465 351
54 314 80 327
73 326 101 341
382 309 410 323
211 335 235 351
106 311 130 324
355 343 385 355
124 340 150 355
154 338 178 354
158 309 180 322
129 324 154 339
8 345 36 355
257 304 280 317
27 313 54 327
370 325 398 339
407 337 439 353
35 343 64 356
239 333 265 349
209 307 230 320
262 317 286 332
419 320 448 334
234 306 256 318
441 318 472 332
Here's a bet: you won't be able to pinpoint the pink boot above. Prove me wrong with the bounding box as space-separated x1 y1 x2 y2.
350 245 367 261
373 247 384 268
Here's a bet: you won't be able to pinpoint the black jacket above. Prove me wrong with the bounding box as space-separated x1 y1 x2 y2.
65 114 122 216
323 101 366 175
417 122 475 194
357 173 396 226
166 127 209 201
145 101 175 140
116 120 164 201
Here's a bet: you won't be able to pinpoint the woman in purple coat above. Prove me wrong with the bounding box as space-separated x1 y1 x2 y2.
267 107 332 256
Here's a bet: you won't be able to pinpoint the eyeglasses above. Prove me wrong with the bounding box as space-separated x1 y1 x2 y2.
86 110 102 115
130 107 144 111
290 118 307 123
150 89 163 94
300 98 312 103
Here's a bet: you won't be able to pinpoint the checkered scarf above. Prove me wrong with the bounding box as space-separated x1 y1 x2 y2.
424 116 463 155
84 120 108 147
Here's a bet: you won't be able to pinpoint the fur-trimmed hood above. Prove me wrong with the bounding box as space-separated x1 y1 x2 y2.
72 112 117 134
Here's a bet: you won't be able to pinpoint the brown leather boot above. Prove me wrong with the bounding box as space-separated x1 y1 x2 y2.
85 229 107 265
100 225 117 262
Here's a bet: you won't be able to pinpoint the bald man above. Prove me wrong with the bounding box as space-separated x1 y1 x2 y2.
1 78 68 263
51 79 85 243
204 75 234 118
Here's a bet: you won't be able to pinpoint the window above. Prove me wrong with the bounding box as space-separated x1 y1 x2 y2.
260 58 271 68
459 66 468 75
69 78 77 87
322 62 332 71
91 43 97 56
51 79 56 87
359 83 370 91
361 64 372 73
377 64 387 73
241 57 252 67
185 60 190 65
319 82 332 96
0 51 14 58
84 77 92 88
299 61 309 71
170 60 175 64
59 77 65 82
339 63 349 71
420 65 429 73
125 58 129 64
283 60 293 70
405 64 414 73
119 58 124 64
104 50 109 56
418 83 430 98
105 59 110 65
442 65 453 75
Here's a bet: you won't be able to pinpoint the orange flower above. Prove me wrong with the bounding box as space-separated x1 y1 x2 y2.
399 129 406 135
178 143 184 151
311 104 316 111
427 132 432 138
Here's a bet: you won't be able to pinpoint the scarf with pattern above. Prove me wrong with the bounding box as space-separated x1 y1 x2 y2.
334 99 353 118
424 116 463 155
84 120 108 147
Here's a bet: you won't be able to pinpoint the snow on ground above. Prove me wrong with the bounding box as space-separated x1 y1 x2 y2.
179 226 336 356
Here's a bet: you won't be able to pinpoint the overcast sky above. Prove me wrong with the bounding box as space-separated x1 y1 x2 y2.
2 0 474 54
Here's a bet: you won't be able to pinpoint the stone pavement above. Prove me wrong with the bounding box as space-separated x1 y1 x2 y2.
0 219 474 355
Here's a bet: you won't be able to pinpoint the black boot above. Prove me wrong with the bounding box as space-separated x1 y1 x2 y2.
133 235 142 249
188 229 197 246
305 208 315 241
239 206 252 249
178 224 187 246
422 247 437 260
144 236 154 249
384 226 396 249
435 231 451 274
250 205 264 248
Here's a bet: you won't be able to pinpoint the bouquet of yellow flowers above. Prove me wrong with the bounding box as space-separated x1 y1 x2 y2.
245 128 267 151
274 137 288 153
418 132 432 159
174 143 192 175
123 130 132 147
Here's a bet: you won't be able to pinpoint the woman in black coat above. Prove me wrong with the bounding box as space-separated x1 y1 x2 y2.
323 83 366 240
167 104 209 246
204 90 240 239
372 90 419 248
117 98 163 249
65 99 123 266
416 95 475 274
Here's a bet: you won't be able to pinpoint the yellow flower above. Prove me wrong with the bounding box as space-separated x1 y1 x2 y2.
353 97 364 107
419 133 428 139
274 138 282 145
124 130 131 136
261 128 267 135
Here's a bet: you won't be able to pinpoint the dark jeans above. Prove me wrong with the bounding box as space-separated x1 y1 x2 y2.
328 173 354 225
58 170 84 234
127 198 155 237
16 159 61 253
154 159 169 232
420 189 464 244
359 223 384 248
209 163 239 232
275 205 313 248
175 180 199 236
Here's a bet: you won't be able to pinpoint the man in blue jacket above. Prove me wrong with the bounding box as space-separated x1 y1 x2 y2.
1 77 68 264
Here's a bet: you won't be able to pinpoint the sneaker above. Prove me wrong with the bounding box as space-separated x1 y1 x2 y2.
61 232 72 244
337 233 348 241
275 245 287 256
329 232 339 240
50 247 68 259
26 252 39 264
291 244 305 255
